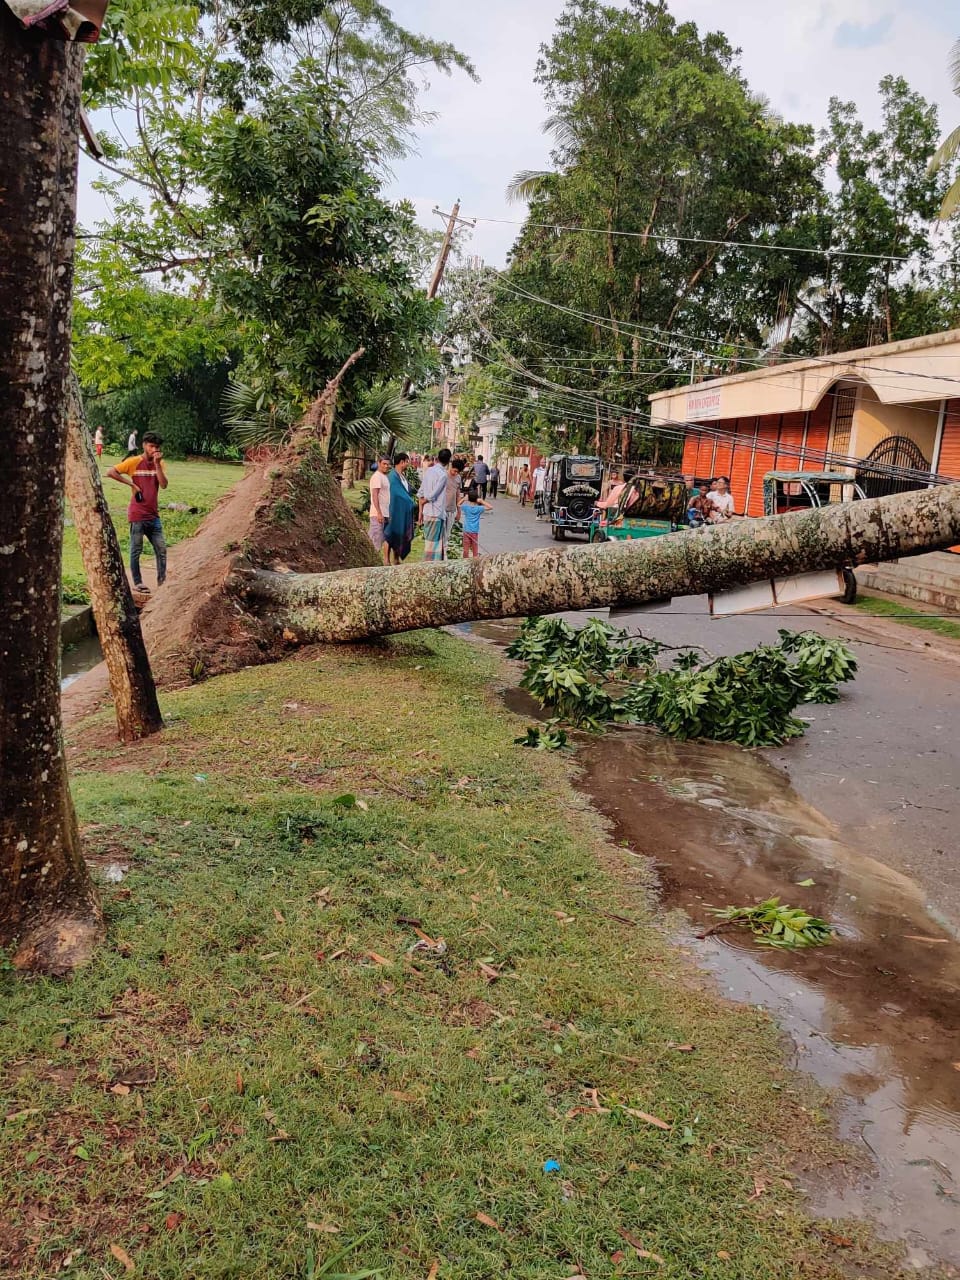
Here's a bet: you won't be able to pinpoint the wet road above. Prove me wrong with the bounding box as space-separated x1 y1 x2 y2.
479 494 960 933
472 494 960 1265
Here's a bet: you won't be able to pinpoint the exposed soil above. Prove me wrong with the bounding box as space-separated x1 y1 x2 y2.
62 445 377 723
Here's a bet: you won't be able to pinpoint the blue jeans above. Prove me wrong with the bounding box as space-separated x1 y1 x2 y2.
130 518 167 586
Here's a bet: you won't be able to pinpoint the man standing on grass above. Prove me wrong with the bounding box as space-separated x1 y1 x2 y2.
107 432 168 593
369 455 392 565
419 447 451 561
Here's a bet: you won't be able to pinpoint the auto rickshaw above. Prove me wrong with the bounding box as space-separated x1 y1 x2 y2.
588 474 689 542
762 471 867 603
544 454 605 540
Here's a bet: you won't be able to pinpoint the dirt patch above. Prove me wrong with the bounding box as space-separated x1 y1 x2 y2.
63 445 378 724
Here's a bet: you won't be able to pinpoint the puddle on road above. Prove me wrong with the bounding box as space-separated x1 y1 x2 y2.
473 622 960 1266
570 726 960 1265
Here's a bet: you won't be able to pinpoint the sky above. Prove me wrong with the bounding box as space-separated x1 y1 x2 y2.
77 0 959 265
376 0 960 266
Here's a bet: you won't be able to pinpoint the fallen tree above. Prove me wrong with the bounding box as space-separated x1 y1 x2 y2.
234 483 960 643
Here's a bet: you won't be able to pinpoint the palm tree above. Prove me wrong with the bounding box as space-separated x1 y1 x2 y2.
929 39 960 219
223 377 419 459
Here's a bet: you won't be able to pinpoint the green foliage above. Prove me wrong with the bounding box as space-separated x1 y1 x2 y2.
514 724 570 751
61 572 91 606
203 85 441 403
85 357 240 460
711 898 835 949
509 618 857 748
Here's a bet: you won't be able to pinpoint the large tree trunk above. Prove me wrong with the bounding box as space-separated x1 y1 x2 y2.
65 378 164 743
0 12 102 972
234 484 960 644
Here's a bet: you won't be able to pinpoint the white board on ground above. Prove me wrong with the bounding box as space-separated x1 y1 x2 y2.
709 570 844 618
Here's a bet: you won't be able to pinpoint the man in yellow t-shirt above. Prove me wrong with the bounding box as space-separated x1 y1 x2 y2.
107 432 168 592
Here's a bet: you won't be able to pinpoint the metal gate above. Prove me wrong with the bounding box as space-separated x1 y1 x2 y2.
855 435 931 500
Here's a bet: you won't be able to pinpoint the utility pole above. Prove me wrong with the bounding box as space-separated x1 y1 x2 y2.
400 201 475 402
427 200 461 301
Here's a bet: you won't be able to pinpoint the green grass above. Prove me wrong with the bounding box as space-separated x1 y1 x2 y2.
853 592 960 641
1 635 896 1278
63 455 243 594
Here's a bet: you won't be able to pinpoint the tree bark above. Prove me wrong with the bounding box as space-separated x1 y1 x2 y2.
0 11 103 972
233 484 960 644
65 377 164 743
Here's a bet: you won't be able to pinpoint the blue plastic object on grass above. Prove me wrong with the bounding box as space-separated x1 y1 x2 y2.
543 1159 561 1174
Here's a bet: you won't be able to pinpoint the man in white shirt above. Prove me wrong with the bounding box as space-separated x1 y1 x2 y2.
532 461 547 518
707 476 735 521
419 447 451 561
369 455 392 564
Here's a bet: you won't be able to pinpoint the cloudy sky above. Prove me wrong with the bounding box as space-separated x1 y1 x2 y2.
378 0 960 265
78 0 959 265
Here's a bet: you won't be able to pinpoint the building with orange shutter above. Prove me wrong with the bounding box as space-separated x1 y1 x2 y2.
648 329 960 518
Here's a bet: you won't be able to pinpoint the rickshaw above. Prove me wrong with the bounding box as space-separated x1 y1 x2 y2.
544 454 605 540
588 474 689 542
763 471 867 603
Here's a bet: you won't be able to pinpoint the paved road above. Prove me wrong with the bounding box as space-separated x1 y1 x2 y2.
477 493 960 930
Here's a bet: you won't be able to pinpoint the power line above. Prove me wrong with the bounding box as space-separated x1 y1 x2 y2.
461 212 960 268
492 272 960 392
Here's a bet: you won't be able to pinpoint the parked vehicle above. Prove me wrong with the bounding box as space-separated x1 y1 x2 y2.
763 471 866 602
588 474 689 542
763 470 867 516
544 454 605 540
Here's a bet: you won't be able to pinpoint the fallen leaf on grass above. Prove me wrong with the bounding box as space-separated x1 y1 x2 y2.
566 1104 610 1119
747 1176 767 1201
611 1250 626 1264
307 1222 340 1234
387 1090 418 1103
618 1229 664 1263
476 962 500 983
273 908 286 925
620 1107 671 1131
717 1250 732 1260
109 1243 135 1272
475 1212 503 1232
267 1129 293 1142
6 1108 41 1123
366 951 391 966
164 1212 184 1231
426 1262 439 1280
823 1232 854 1247
666 1043 696 1053
796 878 816 887
235 1073 244 1095
114 1064 158 1087
109 1083 131 1097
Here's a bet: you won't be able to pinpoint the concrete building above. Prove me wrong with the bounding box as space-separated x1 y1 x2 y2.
648 329 960 516
476 409 506 468
648 329 960 607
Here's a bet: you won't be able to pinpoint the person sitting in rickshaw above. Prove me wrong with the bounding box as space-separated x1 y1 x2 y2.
595 469 634 524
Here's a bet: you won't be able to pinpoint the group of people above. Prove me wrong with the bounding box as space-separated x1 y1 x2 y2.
685 475 736 526
367 449 495 564
517 461 547 510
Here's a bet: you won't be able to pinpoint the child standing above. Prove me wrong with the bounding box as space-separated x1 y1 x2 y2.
459 485 492 558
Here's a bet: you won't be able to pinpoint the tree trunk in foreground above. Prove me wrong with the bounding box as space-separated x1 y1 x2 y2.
65 378 164 743
234 483 960 643
0 12 103 972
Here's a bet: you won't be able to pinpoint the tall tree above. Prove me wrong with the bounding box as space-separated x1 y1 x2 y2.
472 0 822 463
929 39 960 220
0 9 103 972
